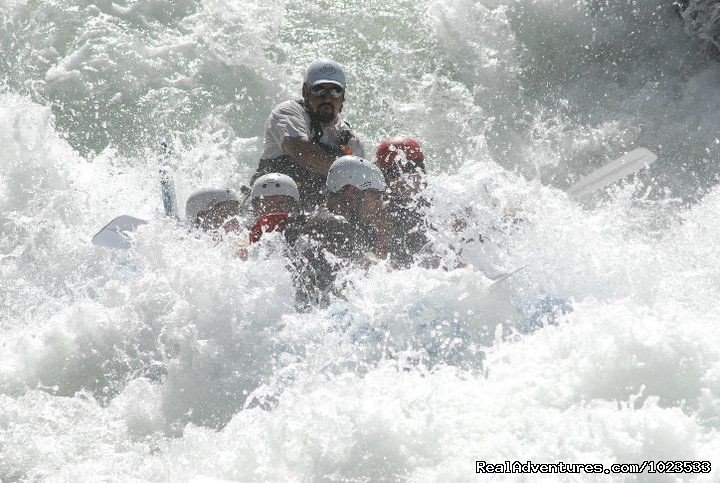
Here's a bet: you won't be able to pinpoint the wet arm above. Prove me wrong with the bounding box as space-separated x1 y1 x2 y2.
282 137 337 175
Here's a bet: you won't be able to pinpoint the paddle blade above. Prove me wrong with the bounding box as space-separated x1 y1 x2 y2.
489 265 527 286
568 148 657 200
92 215 148 249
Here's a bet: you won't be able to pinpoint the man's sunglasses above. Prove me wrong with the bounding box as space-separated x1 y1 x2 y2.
310 86 344 99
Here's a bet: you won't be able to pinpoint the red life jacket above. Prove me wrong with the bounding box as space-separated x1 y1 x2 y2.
249 211 290 244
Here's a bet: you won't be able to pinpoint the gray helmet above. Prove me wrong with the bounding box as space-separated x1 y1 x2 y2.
304 59 346 89
326 155 386 193
185 188 239 222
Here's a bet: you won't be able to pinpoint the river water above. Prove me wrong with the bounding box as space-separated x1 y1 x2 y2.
2 0 720 480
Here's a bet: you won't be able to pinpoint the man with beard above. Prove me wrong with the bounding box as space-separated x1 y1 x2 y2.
251 59 365 211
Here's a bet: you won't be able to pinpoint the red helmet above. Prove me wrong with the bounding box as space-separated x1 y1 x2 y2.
375 136 425 174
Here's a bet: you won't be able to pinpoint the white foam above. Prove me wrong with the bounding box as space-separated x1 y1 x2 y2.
3 0 720 480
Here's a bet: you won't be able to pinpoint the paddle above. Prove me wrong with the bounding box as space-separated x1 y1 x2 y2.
91 215 149 249
567 147 657 200
489 265 527 287
92 139 255 248
92 140 178 248
488 148 657 283
159 139 179 219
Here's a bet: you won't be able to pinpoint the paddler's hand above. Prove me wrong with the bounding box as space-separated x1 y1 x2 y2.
362 251 381 267
235 238 250 260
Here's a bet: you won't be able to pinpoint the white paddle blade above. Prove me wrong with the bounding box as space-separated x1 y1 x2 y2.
92 215 148 249
568 147 657 200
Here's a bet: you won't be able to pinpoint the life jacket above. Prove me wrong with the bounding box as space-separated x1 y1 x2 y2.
249 211 290 244
252 100 355 211
282 209 355 311
385 198 431 268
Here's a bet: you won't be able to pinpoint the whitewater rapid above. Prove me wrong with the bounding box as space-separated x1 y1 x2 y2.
2 0 720 481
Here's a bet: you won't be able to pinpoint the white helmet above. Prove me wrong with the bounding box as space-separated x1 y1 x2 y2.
185 188 239 221
251 173 300 201
326 155 386 193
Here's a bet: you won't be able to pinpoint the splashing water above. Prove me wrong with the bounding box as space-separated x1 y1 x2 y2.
2 0 720 480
